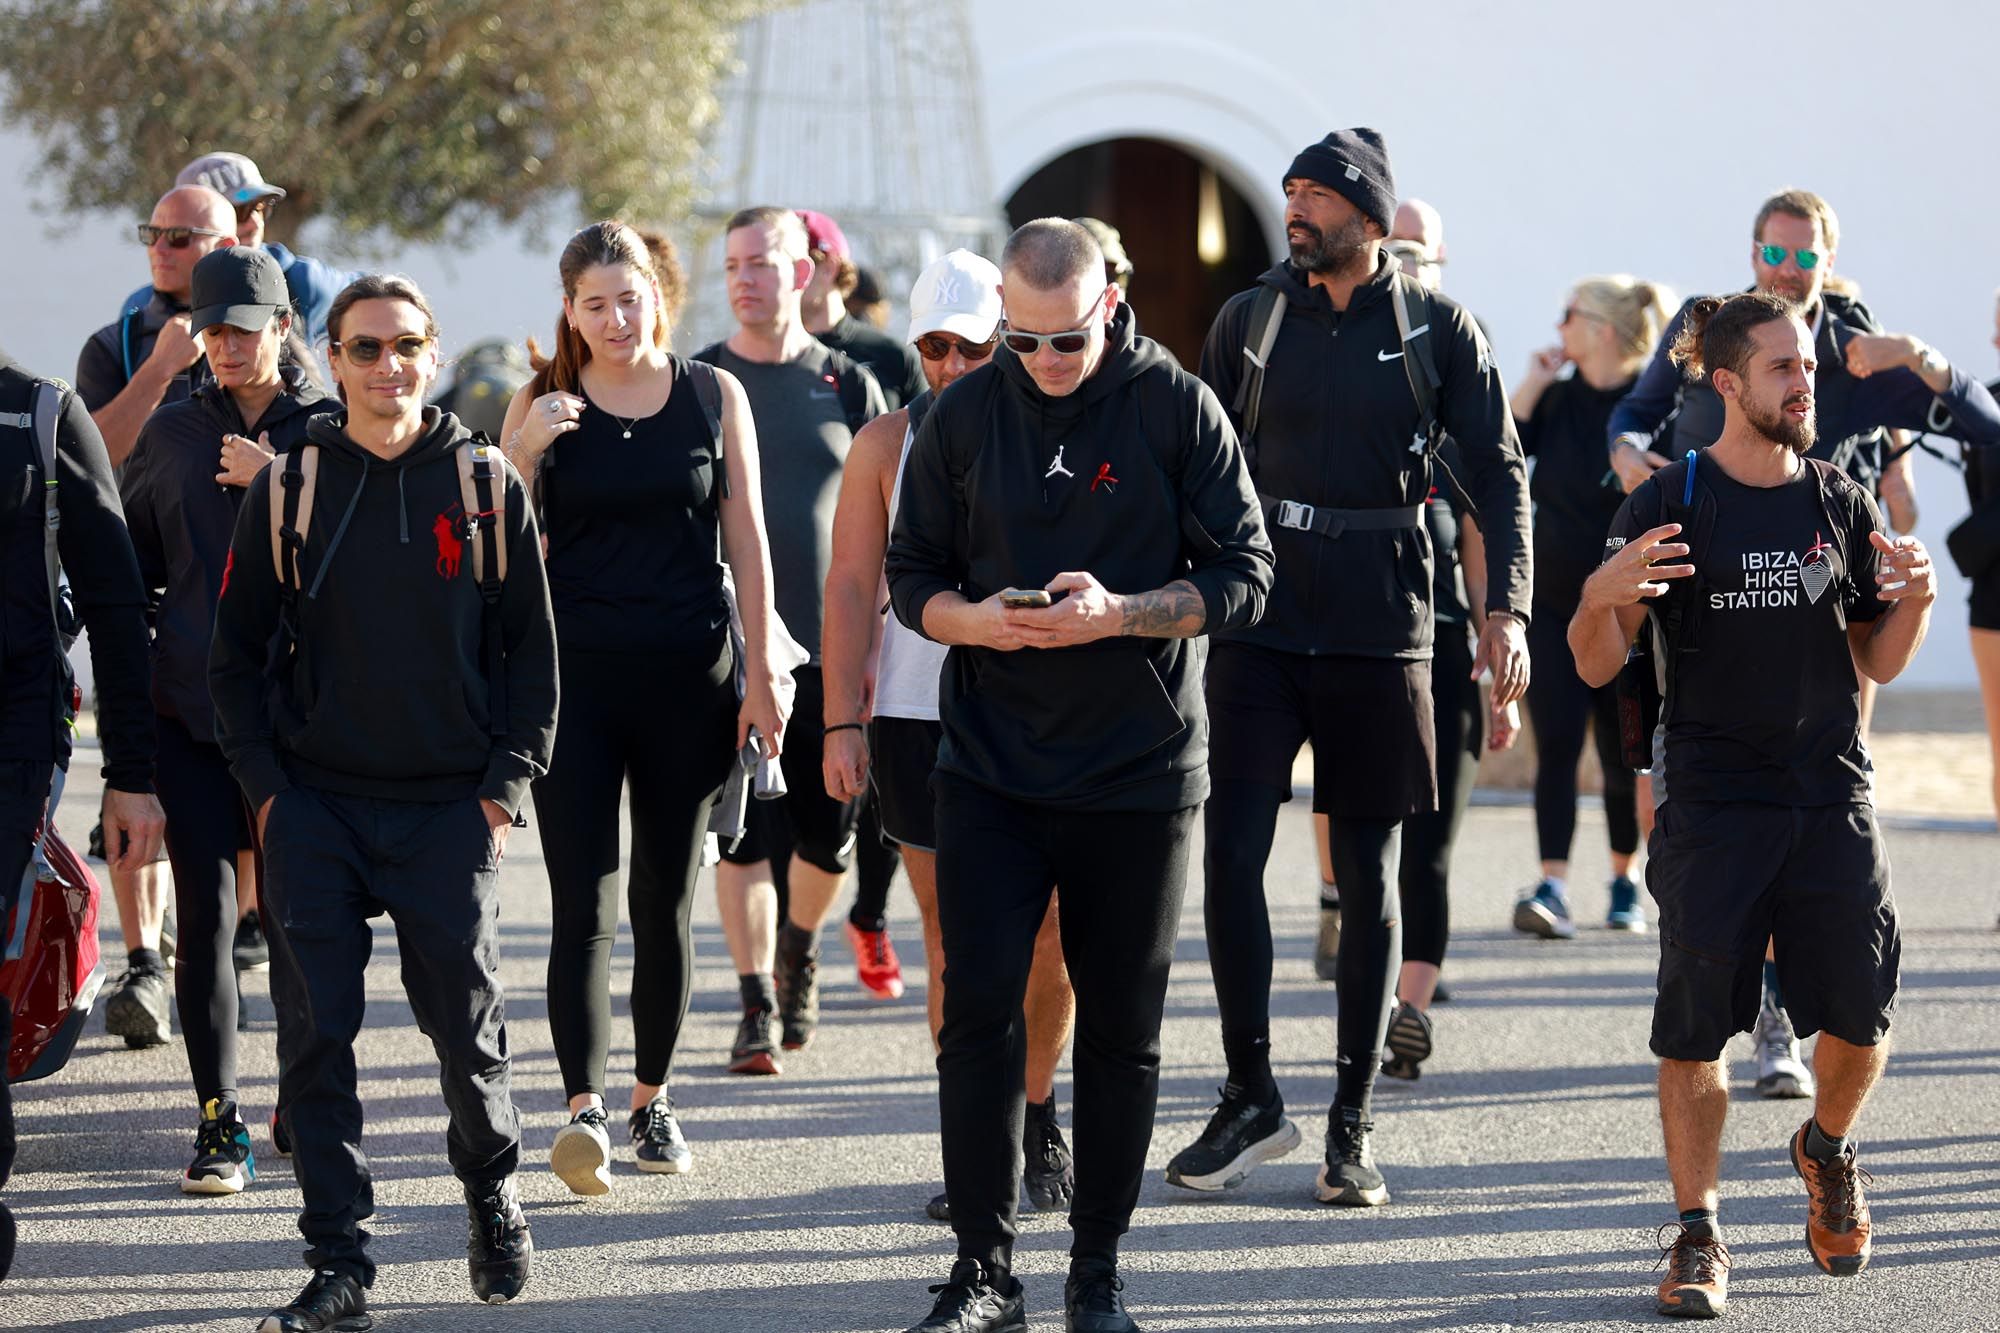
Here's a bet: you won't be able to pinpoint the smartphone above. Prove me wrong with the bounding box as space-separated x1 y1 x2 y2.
999 587 1053 609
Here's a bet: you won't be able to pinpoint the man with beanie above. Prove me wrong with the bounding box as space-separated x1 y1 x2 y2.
210 275 557 1329
887 218 1272 1333
1177 128 1533 1207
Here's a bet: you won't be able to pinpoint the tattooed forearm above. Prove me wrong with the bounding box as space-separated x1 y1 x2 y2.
1117 579 1207 638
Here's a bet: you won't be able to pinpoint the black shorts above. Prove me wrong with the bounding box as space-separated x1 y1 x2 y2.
870 716 943 853
1646 800 1899 1061
718 666 862 875
1204 642 1438 819
1970 570 2000 632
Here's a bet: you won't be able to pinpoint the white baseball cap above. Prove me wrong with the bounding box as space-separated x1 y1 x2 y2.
908 249 1002 343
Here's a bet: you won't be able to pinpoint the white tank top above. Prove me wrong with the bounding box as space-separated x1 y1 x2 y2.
873 419 948 721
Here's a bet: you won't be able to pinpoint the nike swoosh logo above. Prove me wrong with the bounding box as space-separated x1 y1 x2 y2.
1377 350 1404 362
809 389 839 399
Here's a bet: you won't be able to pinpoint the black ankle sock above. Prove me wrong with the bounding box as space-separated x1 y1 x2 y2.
1804 1118 1848 1162
738 972 775 1012
777 920 817 960
1678 1207 1721 1241
1222 1035 1276 1103
128 946 164 973
846 906 887 933
1319 881 1340 911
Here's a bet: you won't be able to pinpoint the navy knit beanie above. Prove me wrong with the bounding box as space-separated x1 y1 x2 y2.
1284 128 1396 233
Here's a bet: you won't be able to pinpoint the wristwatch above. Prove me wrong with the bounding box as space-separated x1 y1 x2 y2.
1915 343 1949 378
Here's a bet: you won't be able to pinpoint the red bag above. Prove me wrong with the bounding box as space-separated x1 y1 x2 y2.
3 815 103 1084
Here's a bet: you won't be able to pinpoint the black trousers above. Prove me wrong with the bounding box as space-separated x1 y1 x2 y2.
262 785 518 1283
156 715 254 1106
1526 607 1639 863
933 774 1194 1277
534 641 735 1097
1395 624 1482 968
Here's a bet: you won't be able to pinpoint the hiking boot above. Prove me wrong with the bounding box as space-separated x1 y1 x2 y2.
256 1268 372 1332
774 935 821 1051
1314 1106 1389 1207
550 1105 612 1196
1023 1096 1074 1212
464 1176 532 1304
1165 1085 1300 1192
1790 1122 1873 1275
104 958 172 1048
845 919 906 1000
234 910 271 972
270 1109 293 1159
1064 1269 1138 1333
925 1191 952 1222
1605 876 1646 932
904 1257 1027 1332
728 1007 783 1076
1512 881 1576 940
1379 1001 1434 1081
182 1097 255 1195
1313 899 1341 982
1654 1223 1730 1318
1752 992 1814 1099
630 1097 693 1175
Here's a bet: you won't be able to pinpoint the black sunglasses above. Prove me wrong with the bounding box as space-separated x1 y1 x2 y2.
914 332 999 363
235 197 278 224
331 334 433 366
137 224 230 249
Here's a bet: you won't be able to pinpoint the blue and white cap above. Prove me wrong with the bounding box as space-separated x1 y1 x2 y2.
176 152 287 206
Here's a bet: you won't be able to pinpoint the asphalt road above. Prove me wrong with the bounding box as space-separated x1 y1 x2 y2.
5 752 1997 1332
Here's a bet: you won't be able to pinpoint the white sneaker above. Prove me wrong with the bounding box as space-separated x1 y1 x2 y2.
1752 996 1814 1099
550 1106 613 1195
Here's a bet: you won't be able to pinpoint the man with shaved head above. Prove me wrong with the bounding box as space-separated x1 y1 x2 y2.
885 217 1273 1333
1388 197 1447 291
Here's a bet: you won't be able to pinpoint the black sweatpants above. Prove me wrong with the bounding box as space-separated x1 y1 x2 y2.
156 715 254 1106
932 774 1194 1277
262 784 519 1283
1396 624 1482 969
1526 606 1639 863
534 640 735 1098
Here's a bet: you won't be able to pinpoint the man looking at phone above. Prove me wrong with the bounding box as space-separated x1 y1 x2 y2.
885 218 1272 1333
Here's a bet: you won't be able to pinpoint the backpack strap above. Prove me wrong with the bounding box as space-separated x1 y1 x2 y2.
119 306 143 382
265 443 319 671
29 381 66 650
457 440 509 737
833 357 874 434
687 358 729 499
1231 285 1287 444
1389 272 1479 519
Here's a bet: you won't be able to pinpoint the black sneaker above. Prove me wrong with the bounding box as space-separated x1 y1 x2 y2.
925 1191 952 1222
774 936 821 1051
1164 1085 1300 1192
630 1097 693 1175
182 1096 256 1195
1064 1269 1138 1333
234 910 271 973
464 1176 532 1304
904 1258 1026 1332
727 1007 783 1076
1314 1106 1389 1207
1023 1096 1074 1212
1379 1001 1434 1082
256 1268 372 1332
103 960 172 1048
270 1109 293 1159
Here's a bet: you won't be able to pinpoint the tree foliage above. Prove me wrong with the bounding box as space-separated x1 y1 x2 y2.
0 0 782 245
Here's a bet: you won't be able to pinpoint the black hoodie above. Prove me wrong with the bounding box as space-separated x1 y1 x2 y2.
1199 254 1533 658
121 365 336 741
886 302 1273 812
209 408 557 816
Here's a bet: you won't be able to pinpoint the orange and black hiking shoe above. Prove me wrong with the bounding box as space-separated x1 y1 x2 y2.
1654 1223 1730 1319
1790 1121 1873 1275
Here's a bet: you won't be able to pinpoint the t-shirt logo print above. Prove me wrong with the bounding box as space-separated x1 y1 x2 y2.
1799 531 1836 604
434 505 465 579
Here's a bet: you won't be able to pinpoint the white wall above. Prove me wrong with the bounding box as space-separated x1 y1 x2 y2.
6 0 1993 690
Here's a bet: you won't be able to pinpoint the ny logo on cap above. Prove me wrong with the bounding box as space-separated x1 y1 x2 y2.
933 273 962 306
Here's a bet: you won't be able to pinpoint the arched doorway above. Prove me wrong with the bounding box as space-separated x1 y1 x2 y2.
1005 138 1272 371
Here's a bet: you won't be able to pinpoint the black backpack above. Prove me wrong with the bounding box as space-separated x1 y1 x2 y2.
4 379 81 742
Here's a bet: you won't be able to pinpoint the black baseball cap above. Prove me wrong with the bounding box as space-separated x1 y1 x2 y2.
190 245 287 334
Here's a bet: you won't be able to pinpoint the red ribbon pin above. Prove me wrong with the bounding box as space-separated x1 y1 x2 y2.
1091 462 1118 493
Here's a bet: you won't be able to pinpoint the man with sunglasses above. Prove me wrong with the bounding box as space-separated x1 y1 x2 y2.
886 218 1272 1333
822 248 1077 1227
117 154 360 352
210 275 557 1330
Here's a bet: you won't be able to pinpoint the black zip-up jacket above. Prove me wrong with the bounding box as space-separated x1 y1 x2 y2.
210 409 558 816
0 352 154 791
1199 254 1533 658
886 302 1273 812
121 366 336 743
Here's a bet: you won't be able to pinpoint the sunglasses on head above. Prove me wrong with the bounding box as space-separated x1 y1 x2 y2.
332 334 433 366
1758 243 1820 270
914 332 999 363
137 224 230 249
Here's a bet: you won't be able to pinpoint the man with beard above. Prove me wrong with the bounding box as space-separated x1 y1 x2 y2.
1174 129 1532 1209
1571 292 1932 1319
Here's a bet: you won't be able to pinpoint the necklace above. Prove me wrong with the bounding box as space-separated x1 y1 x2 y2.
607 409 639 440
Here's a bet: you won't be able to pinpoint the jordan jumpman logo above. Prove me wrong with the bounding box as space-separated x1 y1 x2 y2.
1045 445 1074 480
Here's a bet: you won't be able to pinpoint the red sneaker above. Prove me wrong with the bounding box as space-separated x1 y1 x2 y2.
844 920 905 1000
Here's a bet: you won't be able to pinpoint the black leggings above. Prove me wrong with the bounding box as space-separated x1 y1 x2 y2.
535 639 736 1098
846 795 903 932
1526 608 1639 863
1397 624 1481 969
157 714 253 1106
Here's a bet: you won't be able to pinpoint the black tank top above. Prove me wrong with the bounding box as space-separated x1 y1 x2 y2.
542 353 728 653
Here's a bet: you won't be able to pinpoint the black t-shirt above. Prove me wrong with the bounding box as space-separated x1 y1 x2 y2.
1606 459 1887 807
816 314 924 411
1519 372 1632 614
540 354 727 654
